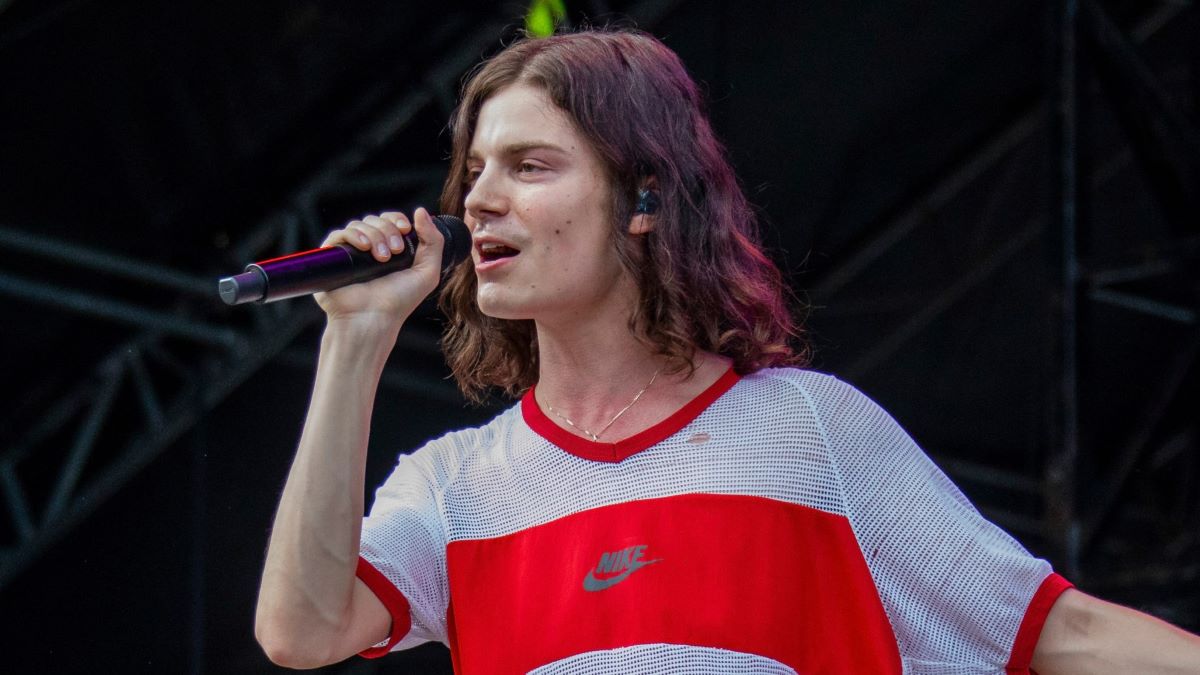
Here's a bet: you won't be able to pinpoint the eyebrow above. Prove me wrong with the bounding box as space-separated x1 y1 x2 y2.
466 141 569 162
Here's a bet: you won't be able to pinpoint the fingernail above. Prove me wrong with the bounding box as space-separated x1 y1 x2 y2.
357 233 369 245
376 243 389 257
389 235 404 251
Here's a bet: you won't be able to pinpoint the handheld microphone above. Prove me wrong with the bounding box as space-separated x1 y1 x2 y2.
218 215 470 305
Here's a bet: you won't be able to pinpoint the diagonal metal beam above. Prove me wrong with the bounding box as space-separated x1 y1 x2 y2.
0 271 243 347
1089 288 1198 324
0 459 34 542
0 225 213 295
42 360 125 525
1084 233 1200 286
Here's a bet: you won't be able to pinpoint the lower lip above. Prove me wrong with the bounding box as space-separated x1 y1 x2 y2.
474 253 518 273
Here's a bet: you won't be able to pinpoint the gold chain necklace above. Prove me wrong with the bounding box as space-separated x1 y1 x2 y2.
543 368 661 442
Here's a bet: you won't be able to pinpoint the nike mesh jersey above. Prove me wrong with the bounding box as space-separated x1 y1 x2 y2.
357 368 1071 674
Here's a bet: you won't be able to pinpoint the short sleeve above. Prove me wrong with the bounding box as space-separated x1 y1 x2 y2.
797 373 1071 674
357 444 452 655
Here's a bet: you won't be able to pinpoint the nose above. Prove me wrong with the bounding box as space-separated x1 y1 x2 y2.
463 165 507 227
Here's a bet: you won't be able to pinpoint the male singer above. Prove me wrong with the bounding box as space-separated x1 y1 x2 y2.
255 29 1200 673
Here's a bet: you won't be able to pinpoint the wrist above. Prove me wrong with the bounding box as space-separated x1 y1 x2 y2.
321 316 402 368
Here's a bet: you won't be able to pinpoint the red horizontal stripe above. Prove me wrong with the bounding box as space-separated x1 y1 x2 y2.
445 493 899 673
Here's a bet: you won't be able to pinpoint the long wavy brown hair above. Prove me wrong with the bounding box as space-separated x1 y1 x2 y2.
438 29 808 403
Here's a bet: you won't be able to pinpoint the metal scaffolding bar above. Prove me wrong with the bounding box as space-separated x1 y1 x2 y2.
0 225 213 295
0 460 34 542
1043 0 1083 580
1089 288 1198 324
126 346 165 429
42 361 124 525
0 271 242 348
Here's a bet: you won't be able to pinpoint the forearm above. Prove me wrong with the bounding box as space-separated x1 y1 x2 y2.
255 319 398 660
1032 589 1200 674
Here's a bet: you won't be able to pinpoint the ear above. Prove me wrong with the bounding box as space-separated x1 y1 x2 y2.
629 211 654 235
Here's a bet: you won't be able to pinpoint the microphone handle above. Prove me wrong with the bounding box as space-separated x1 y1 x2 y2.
262 239 417 303
218 215 468 306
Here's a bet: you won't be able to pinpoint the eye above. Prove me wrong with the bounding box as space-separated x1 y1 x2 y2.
517 161 545 174
464 167 482 188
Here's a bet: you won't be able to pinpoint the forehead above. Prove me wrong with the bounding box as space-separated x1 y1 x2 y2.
468 83 590 157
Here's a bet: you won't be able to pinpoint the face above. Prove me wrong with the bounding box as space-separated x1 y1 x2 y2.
463 83 636 324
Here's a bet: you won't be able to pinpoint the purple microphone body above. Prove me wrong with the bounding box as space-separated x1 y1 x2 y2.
218 215 470 305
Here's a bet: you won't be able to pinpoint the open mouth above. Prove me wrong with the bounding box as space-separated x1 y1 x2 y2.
477 242 521 263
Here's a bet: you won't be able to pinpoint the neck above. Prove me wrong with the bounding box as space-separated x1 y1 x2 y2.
533 310 664 412
532 310 731 441
527 274 731 440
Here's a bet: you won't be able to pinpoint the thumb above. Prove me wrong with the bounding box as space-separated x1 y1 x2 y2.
410 207 446 274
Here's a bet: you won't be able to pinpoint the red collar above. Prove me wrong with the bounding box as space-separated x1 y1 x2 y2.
521 367 741 463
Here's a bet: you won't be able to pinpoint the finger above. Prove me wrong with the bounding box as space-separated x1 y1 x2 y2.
346 218 392 261
321 220 372 250
410 207 445 270
363 215 407 254
379 212 414 235
380 212 414 254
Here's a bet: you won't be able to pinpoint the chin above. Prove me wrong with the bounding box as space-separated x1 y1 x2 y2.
474 292 533 321
477 306 529 321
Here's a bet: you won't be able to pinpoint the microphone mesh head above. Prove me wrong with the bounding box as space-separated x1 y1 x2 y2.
433 215 471 271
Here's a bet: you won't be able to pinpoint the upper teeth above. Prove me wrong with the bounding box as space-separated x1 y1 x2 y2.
481 243 506 251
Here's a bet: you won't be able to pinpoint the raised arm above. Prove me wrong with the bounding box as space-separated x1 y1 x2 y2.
1032 588 1200 674
254 209 445 668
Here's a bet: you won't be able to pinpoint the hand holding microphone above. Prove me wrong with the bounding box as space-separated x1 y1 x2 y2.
219 209 470 322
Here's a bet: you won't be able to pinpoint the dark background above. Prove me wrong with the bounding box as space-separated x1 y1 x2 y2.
1 0 1197 672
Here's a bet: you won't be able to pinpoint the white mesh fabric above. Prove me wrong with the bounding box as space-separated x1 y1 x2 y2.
359 424 500 647
793 370 1051 672
359 367 1052 671
529 643 797 674
439 373 843 544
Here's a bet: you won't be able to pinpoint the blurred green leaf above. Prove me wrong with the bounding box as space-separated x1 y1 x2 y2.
525 0 566 38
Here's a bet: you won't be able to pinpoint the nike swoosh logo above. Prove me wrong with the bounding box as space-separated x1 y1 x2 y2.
582 558 662 592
